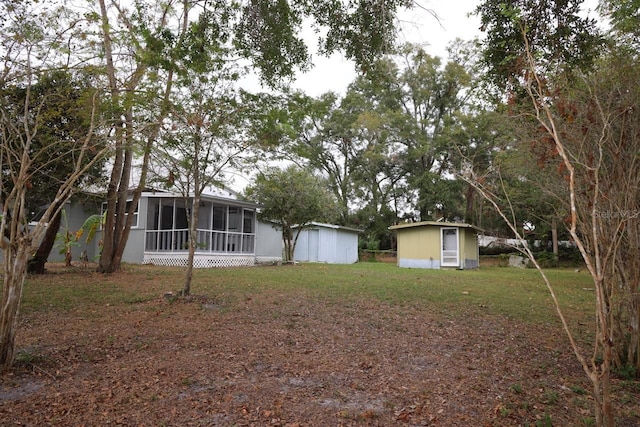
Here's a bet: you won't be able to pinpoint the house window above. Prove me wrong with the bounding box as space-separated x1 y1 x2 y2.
101 200 139 228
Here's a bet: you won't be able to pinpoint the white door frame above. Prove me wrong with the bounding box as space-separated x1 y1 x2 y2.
441 227 459 267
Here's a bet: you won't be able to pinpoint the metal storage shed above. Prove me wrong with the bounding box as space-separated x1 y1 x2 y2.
293 222 362 264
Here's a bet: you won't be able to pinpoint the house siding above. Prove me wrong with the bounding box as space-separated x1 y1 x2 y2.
463 228 479 269
18 190 284 269
43 199 101 263
122 229 146 263
92 196 146 265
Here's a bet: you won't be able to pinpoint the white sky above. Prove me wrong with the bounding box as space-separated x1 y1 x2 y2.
232 0 602 189
290 1 483 96
286 0 601 96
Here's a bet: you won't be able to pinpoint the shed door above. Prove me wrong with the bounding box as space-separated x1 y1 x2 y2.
308 229 319 262
441 228 459 267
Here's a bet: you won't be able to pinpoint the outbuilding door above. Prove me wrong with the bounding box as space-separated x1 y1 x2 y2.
441 227 459 267
308 229 319 262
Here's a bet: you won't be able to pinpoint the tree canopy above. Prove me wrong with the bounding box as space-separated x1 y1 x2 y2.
244 165 337 262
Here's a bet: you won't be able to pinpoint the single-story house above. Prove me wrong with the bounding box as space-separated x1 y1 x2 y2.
26 195 102 263
293 222 362 264
43 187 283 268
389 221 481 269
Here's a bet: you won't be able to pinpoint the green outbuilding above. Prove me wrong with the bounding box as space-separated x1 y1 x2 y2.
389 221 482 270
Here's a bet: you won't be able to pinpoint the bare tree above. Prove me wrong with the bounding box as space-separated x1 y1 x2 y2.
461 41 639 426
0 5 106 369
150 79 254 296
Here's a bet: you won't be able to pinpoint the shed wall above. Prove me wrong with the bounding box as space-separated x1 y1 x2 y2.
335 231 359 264
318 227 337 263
293 228 310 262
255 221 283 263
293 226 359 264
462 229 479 269
396 227 440 260
395 225 479 270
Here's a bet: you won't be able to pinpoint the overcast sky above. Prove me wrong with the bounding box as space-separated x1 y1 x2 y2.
290 1 483 96
286 0 602 97
233 0 602 189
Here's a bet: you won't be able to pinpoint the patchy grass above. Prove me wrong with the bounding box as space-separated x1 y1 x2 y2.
187 263 595 326
4 262 635 426
22 263 595 322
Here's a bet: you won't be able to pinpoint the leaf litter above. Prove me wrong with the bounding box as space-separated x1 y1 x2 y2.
1 268 639 426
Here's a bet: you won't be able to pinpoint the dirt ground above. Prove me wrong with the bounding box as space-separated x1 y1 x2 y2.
1 267 639 426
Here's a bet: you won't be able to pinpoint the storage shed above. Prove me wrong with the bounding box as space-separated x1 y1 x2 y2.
293 222 362 264
389 221 481 269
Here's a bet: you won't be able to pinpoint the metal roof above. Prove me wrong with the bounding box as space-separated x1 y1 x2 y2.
389 220 483 232
293 221 364 233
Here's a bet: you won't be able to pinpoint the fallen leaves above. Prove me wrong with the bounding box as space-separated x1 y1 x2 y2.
1 275 638 426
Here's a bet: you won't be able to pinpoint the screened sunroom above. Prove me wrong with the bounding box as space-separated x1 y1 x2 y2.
141 193 259 267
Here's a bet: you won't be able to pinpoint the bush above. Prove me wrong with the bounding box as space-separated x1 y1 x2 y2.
530 251 559 268
480 245 517 256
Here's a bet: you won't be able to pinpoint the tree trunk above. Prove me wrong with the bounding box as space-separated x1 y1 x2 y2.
283 226 293 262
0 246 30 371
465 182 476 224
551 218 558 262
27 208 62 274
64 238 73 267
183 194 200 297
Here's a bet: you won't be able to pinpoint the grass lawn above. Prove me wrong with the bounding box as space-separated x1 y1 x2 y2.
2 262 638 426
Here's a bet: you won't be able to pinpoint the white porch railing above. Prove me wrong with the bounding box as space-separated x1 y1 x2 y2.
145 229 255 254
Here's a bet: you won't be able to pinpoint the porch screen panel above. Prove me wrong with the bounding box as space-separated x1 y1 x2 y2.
197 202 211 228
146 199 160 251
174 201 188 250
228 207 240 231
243 210 254 233
212 206 226 230
212 206 226 252
227 207 241 252
174 201 188 228
242 209 255 253
159 202 174 250
147 199 160 230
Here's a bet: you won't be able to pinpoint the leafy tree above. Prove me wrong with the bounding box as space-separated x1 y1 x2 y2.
347 102 412 248
476 0 604 92
272 44 474 246
244 166 337 262
268 92 358 225
10 70 106 274
272 89 397 231
355 44 472 221
599 0 640 48
451 110 509 226
149 61 252 296
538 51 640 380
